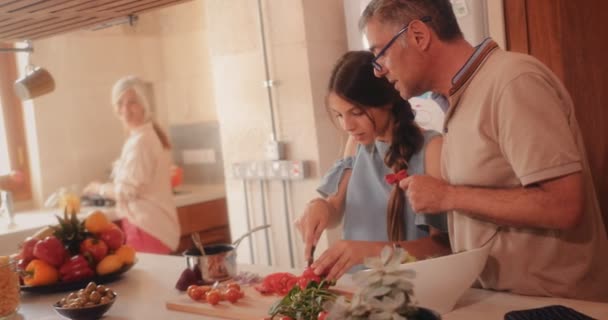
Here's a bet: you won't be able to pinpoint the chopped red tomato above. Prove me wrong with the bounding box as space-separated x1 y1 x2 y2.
256 268 327 296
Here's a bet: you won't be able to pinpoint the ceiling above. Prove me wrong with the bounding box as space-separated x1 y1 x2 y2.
0 0 192 42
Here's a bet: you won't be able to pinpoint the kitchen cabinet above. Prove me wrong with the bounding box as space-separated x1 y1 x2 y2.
175 198 231 253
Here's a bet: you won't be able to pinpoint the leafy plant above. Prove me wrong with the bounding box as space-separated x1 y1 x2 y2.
52 209 90 255
326 246 419 320
269 279 336 320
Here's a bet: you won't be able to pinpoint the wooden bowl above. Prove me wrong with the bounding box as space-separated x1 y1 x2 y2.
52 298 115 320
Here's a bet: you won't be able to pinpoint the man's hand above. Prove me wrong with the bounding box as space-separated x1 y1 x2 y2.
311 240 383 280
399 175 451 213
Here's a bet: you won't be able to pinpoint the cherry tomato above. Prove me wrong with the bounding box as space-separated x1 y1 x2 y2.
206 290 221 305
187 285 203 301
227 282 241 291
224 288 241 303
301 267 321 283
301 267 316 278
193 287 208 301
317 311 328 320
278 317 293 320
187 285 198 294
200 286 212 295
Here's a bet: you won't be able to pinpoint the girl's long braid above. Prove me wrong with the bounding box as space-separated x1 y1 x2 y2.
384 99 423 241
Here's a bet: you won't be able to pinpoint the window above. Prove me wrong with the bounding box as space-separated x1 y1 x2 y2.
0 99 10 175
0 43 31 200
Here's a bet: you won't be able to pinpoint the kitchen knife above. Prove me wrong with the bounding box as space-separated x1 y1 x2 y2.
307 245 316 267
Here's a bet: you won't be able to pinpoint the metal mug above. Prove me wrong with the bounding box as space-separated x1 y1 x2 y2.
13 65 55 100
183 224 270 283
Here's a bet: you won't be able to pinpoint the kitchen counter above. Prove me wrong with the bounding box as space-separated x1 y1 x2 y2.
0 207 117 256
0 184 225 256
173 184 225 207
14 253 608 320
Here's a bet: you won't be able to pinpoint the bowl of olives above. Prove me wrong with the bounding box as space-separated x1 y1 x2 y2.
53 282 116 320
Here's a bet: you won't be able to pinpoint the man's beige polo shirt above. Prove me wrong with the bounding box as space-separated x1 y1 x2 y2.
442 40 608 301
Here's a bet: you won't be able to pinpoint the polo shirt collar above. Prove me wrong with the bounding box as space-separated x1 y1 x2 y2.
442 38 499 132
449 38 499 96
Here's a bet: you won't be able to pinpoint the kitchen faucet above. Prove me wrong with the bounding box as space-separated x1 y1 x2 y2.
0 190 16 227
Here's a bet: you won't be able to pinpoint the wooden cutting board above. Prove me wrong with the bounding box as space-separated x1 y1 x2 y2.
166 285 353 319
166 286 282 320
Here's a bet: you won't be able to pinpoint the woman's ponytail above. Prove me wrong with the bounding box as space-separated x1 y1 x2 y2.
152 121 171 150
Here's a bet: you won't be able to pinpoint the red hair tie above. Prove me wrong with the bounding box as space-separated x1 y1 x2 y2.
385 170 408 185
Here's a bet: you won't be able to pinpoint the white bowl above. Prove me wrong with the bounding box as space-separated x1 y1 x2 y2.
401 237 494 314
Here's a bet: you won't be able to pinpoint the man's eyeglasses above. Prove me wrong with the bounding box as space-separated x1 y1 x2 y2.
371 16 432 71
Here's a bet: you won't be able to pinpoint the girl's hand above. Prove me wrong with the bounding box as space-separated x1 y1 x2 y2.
294 199 331 265
311 240 384 280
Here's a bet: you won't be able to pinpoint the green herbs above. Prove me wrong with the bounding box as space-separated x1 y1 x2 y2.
269 280 336 320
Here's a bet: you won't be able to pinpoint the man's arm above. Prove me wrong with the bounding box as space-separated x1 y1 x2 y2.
402 172 584 230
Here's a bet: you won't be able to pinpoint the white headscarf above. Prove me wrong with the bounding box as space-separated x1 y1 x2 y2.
111 75 153 122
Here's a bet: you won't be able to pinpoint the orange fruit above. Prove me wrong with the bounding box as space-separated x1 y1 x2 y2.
115 245 136 264
84 211 111 233
96 254 124 275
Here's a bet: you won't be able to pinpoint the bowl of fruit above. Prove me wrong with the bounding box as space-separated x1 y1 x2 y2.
53 281 117 320
17 210 137 293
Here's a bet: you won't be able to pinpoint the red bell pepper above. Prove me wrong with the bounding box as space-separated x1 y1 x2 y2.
59 255 94 282
33 236 68 267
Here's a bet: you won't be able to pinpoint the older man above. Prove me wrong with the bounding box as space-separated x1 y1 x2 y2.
360 0 608 301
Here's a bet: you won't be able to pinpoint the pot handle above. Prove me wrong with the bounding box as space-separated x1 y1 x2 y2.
232 224 271 249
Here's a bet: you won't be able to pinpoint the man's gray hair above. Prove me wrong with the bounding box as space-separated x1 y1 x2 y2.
359 0 463 41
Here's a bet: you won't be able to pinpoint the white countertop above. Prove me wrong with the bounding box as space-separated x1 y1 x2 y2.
172 184 226 207
13 253 608 319
0 184 225 256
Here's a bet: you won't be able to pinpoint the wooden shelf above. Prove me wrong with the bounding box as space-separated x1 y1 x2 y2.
174 197 231 253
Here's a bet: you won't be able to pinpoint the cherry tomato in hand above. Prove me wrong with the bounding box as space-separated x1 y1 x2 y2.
317 311 328 320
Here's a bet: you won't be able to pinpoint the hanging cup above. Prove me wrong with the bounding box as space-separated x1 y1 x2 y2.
13 65 55 100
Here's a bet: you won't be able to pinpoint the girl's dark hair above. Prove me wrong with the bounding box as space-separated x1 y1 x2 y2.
327 51 424 241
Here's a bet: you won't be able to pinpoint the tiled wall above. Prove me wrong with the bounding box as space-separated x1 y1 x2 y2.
23 0 216 205
204 0 348 268
169 121 225 185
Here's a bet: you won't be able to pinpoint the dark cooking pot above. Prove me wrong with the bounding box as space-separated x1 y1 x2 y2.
184 224 270 283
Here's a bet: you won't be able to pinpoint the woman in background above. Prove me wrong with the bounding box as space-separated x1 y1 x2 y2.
84 76 180 254
295 51 450 280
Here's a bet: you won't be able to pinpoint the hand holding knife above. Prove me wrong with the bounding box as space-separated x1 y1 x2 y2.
307 245 316 267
